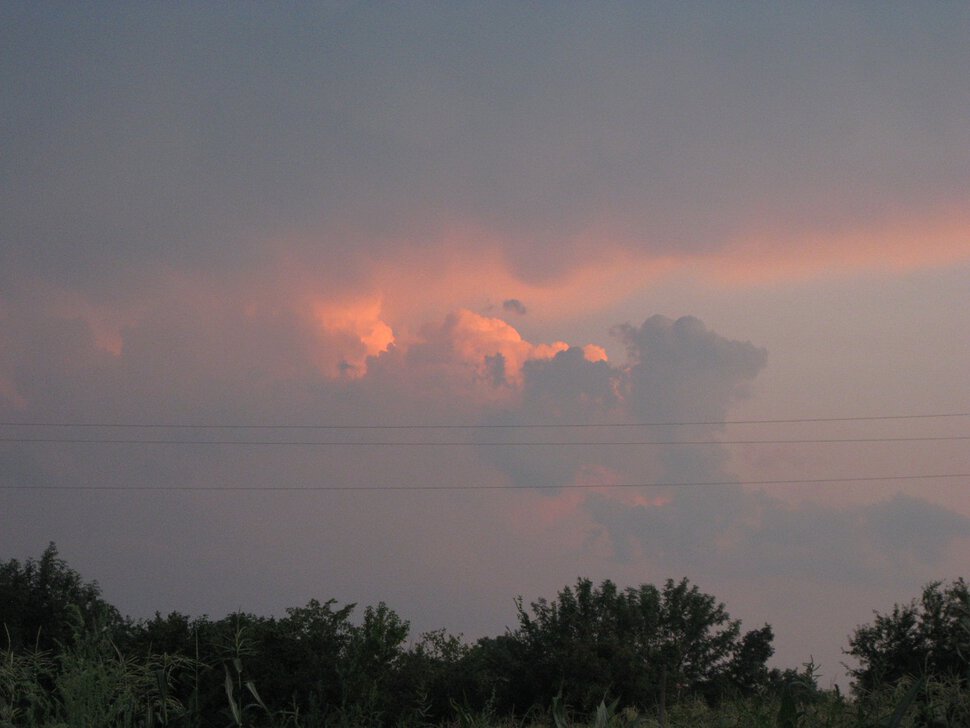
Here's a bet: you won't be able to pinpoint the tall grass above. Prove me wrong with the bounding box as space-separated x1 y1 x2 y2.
1 612 193 728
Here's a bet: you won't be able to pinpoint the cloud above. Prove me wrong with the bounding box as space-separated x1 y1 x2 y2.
467 315 766 496
410 309 580 389
6 276 958 593
615 315 768 424
310 297 396 377
2 276 966 687
866 494 970 565
586 486 970 585
444 313 969 587
502 299 527 316
0 298 755 495
4 4 970 301
3 5 970 684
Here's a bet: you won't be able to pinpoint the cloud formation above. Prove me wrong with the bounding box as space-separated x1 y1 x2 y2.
4 4 969 302
3 2 970 688
3 283 962 592
587 488 970 583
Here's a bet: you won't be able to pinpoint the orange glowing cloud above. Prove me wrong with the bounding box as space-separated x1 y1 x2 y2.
445 308 605 385
24 197 962 396
340 223 682 330
446 309 566 384
582 344 609 362
697 202 970 286
343 205 970 330
293 206 970 347
310 296 396 376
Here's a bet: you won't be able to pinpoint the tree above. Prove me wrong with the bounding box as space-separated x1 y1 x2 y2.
846 579 970 692
729 624 775 694
340 601 410 719
501 577 773 713
259 598 356 714
393 629 473 721
0 543 121 651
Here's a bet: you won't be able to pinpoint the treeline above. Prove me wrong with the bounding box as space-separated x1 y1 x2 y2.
2 544 970 727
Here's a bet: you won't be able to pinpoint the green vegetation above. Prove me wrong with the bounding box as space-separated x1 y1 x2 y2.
2 544 969 727
846 580 970 691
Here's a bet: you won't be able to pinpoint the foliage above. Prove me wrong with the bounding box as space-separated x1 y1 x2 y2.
846 579 970 692
10 544 970 726
396 628 474 720
115 599 411 725
496 577 774 714
1 616 194 727
0 543 122 651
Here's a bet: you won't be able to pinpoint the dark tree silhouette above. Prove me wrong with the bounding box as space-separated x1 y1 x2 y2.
847 579 970 692
487 577 774 713
0 542 120 651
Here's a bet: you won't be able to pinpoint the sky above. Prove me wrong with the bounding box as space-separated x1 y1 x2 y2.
2 2 970 688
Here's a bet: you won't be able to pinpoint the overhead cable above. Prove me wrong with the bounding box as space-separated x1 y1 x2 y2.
1 436 968 446
3 473 968 492
1 412 969 431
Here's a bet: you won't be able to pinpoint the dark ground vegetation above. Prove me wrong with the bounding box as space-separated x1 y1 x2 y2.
2 544 969 727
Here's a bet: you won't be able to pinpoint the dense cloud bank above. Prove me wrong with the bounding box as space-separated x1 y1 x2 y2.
3 4 970 294
2 295 966 604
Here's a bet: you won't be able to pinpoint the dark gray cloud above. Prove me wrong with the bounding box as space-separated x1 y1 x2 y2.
502 299 527 316
865 494 970 565
615 315 768 425
481 346 623 487
457 313 969 588
476 315 764 489
3 4 969 290
587 487 970 585
520 347 619 421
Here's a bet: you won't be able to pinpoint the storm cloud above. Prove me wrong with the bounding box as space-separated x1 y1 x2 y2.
3 2 970 688
4 4 970 294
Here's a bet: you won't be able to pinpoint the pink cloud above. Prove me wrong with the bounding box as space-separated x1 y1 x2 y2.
685 201 970 285
439 308 613 386
269 203 970 345
310 296 396 377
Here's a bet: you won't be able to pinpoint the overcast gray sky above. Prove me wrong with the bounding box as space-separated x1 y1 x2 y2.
3 2 970 687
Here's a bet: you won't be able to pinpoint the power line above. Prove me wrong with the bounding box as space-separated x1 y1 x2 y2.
1 412 969 430
1 436 968 446
2 473 968 492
